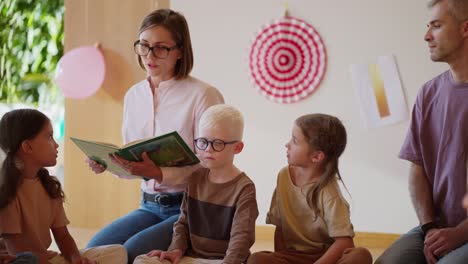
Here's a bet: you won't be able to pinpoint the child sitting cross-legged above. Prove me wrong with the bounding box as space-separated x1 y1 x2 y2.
134 104 259 264
248 113 372 264
0 109 127 264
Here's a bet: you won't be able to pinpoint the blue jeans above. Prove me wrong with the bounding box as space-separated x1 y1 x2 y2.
86 194 181 264
375 226 468 264
12 252 39 264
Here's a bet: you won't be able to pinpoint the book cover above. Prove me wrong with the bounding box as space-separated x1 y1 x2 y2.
71 131 199 177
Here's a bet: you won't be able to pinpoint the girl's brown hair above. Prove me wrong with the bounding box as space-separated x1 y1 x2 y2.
0 109 64 209
136 9 193 79
295 113 348 217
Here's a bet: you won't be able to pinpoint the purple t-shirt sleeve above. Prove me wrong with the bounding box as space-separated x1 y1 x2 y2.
399 90 423 163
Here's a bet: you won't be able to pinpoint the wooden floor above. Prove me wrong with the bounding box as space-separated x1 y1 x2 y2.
250 240 386 259
51 227 391 261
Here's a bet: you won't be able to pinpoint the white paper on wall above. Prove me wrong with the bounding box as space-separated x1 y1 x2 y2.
350 55 408 129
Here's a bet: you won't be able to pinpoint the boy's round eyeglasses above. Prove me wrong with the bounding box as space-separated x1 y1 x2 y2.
194 138 238 152
133 41 179 59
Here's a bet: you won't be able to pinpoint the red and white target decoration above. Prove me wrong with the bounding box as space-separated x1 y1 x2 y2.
249 16 327 103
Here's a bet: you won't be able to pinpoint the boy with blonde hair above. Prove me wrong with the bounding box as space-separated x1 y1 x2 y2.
134 104 259 264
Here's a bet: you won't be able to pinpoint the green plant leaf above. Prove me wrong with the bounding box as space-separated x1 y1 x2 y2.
0 0 64 105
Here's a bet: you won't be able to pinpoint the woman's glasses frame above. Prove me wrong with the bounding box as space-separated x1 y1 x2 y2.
133 40 179 59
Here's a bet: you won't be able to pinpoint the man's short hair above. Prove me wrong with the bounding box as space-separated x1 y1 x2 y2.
428 0 468 21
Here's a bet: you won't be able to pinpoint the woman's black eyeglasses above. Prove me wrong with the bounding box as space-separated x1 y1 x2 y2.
133 41 179 59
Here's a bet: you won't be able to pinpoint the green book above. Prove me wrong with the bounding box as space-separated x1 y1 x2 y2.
71 131 199 177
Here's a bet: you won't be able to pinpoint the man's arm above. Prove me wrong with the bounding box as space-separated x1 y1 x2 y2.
408 162 436 225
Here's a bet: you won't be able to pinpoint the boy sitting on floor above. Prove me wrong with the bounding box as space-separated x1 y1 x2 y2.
134 104 259 264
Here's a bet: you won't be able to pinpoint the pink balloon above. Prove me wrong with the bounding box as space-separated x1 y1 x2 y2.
55 46 105 99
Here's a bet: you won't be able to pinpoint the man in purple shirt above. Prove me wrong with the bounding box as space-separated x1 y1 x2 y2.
376 0 468 263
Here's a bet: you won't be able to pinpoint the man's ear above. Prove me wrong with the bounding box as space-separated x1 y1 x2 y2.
310 150 326 163
234 141 244 154
462 20 468 37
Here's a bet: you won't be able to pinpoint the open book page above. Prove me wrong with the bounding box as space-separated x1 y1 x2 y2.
70 137 134 177
91 141 119 148
71 131 199 180
122 138 147 148
117 132 199 167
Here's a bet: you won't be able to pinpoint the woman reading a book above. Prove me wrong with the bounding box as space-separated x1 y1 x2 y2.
85 8 224 263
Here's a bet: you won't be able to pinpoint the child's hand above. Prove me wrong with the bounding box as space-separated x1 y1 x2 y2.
86 158 106 174
71 255 97 264
0 253 16 264
146 249 183 264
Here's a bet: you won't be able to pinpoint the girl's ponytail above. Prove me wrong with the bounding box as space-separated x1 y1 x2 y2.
0 153 22 209
38 168 65 200
307 158 338 218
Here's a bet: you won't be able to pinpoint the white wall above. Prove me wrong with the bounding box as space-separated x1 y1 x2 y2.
172 0 448 234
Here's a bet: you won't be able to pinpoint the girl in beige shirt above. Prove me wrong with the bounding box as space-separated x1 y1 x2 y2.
0 109 126 264
248 114 372 264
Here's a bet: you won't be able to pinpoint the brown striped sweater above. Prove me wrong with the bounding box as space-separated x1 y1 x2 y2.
168 168 258 264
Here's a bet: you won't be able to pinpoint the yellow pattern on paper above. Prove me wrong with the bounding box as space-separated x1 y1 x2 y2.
368 64 390 117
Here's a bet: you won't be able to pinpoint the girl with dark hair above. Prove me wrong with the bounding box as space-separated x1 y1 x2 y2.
248 114 372 264
0 109 127 264
85 8 224 263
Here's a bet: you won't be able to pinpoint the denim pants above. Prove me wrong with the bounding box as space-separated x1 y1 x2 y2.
87 193 181 264
375 226 468 264
11 252 39 264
